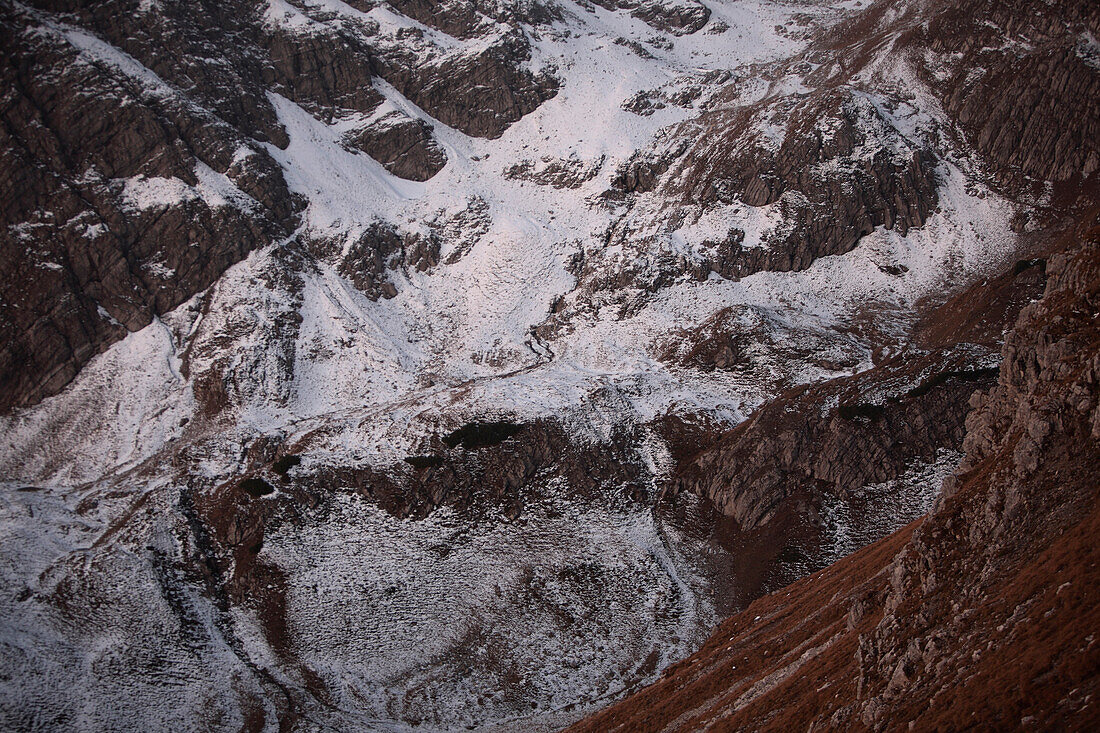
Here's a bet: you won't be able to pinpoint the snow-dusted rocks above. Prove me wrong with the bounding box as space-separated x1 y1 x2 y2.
2 0 1097 730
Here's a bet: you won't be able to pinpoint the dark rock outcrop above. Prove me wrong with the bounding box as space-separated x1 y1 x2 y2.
308 221 440 300
592 83 940 303
629 0 711 36
381 0 563 40
663 250 1050 532
669 90 938 278
813 0 1099 195
504 154 605 189
295 418 647 520
1 0 566 411
601 0 1095 298
344 112 448 181
621 70 729 116
904 0 1100 192
0 8 299 412
669 344 1001 530
371 30 559 139
655 301 868 388
261 21 385 122
608 142 687 196
590 0 712 36
22 0 291 146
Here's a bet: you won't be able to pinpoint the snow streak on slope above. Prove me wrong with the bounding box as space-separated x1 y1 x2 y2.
0 152 1013 482
0 479 722 731
0 314 197 486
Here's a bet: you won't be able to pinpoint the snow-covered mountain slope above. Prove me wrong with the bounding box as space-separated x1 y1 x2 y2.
1 0 1021 483
2 0 1097 730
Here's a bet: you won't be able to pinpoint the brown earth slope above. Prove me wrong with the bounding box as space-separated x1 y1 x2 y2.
569 224 1100 730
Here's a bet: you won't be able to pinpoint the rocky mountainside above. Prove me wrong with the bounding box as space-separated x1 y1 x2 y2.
568 215 1100 733
1 0 1098 730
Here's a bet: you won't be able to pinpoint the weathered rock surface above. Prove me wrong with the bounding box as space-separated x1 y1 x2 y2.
656 250 1049 534
22 0 291 146
504 154 606 189
261 20 385 122
590 0 712 36
906 0 1100 192
629 0 711 36
370 29 559 139
294 418 648 521
585 77 942 306
3 0 1099 728
663 90 938 278
815 0 1100 195
381 0 563 39
344 112 448 181
568 212 1100 733
669 343 1001 530
0 6 299 412
0 0 566 411
621 69 730 116
654 301 868 388
324 221 440 300
589 0 1097 306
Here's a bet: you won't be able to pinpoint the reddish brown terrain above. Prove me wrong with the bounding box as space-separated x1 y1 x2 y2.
570 225 1100 731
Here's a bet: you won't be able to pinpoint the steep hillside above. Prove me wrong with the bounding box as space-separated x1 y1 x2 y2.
1 0 1097 730
569 221 1100 731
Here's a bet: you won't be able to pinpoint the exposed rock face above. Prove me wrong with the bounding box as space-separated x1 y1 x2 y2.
292 194 491 303
608 142 687 196
382 0 563 39
621 69 730 116
23 0 291 146
905 0 1100 191
663 90 938 278
261 21 385 122
813 0 1100 195
0 6 299 412
590 0 712 36
370 30 559 139
669 343 1001 530
294 418 647 520
590 0 1096 305
1 0 566 411
5 0 1099 729
653 243 1052 534
949 237 1100 492
344 112 448 181
568 218 1100 733
629 0 711 36
324 221 441 300
586 69 943 305
654 301 869 389
263 0 560 143
630 251 1048 614
504 154 606 189
851 227 1100 729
